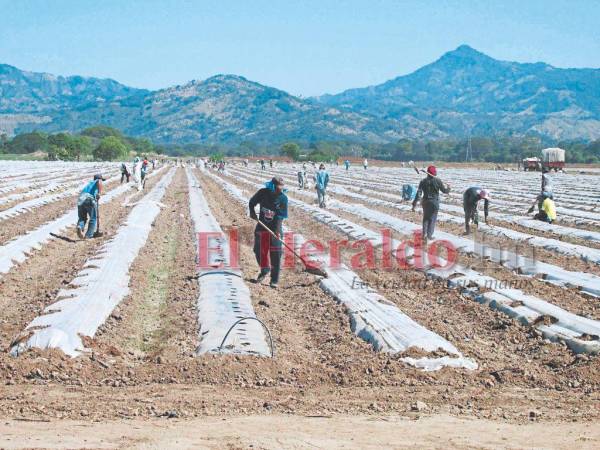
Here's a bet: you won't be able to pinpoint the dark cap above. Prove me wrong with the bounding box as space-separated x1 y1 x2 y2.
272 176 284 186
94 173 106 181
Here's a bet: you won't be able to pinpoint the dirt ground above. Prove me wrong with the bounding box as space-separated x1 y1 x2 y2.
2 413 600 449
1 165 599 449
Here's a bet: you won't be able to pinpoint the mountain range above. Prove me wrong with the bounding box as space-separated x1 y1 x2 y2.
1 45 599 144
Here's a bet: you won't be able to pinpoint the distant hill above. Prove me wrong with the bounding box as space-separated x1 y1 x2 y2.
1 45 599 143
315 45 600 141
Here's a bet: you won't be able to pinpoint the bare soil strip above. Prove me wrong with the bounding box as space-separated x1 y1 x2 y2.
94 168 199 361
1 413 599 449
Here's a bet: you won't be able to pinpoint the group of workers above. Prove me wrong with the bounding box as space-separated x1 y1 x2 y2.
77 156 155 240
246 161 559 288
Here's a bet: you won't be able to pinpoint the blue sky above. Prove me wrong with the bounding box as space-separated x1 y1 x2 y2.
1 0 598 96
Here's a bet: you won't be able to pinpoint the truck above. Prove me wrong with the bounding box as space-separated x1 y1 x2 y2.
522 147 566 172
541 147 566 172
522 157 541 171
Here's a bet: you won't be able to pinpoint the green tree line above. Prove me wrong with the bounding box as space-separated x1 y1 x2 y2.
0 126 156 161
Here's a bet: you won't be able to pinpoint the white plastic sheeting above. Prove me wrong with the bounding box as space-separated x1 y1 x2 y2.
187 168 270 356
10 168 175 357
0 167 167 276
228 169 600 355
0 171 119 221
231 168 600 297
205 169 477 370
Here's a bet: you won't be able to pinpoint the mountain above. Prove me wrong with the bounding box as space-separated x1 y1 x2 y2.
1 46 600 143
0 63 148 137
6 71 433 144
315 45 600 140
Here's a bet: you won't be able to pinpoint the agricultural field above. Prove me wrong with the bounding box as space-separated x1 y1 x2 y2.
0 159 599 448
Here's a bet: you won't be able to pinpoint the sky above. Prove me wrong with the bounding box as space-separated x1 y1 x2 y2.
1 0 599 96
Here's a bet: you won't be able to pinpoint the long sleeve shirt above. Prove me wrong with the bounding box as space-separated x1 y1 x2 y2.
315 170 329 190
463 187 489 219
249 187 288 233
413 176 450 207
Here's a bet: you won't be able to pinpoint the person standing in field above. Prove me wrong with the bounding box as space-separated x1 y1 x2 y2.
249 176 288 288
260 159 266 170
412 165 450 243
344 159 350 171
120 162 130 183
363 158 368 170
76 174 105 239
462 187 490 234
315 163 330 208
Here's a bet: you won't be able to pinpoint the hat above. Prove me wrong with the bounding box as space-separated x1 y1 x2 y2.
319 163 325 169
426 165 437 176
94 174 106 181
272 176 284 186
479 189 490 200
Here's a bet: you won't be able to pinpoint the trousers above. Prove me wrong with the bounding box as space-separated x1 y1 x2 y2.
253 229 282 284
422 200 439 240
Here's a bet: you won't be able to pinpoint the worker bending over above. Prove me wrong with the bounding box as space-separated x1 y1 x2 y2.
534 193 557 224
412 166 450 243
402 184 417 202
249 177 288 288
463 187 490 234
76 174 105 239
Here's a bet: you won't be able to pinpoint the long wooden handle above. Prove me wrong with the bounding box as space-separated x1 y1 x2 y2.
255 218 311 267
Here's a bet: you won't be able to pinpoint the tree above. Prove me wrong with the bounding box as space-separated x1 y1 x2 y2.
7 132 48 154
81 125 124 140
0 133 8 153
93 136 128 161
280 142 300 161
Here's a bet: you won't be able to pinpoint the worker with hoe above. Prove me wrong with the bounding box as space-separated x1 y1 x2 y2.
249 176 288 289
462 187 490 234
315 163 330 208
76 173 105 239
412 165 450 243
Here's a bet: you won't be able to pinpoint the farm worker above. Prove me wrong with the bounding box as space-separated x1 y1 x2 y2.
249 177 288 289
412 165 450 243
269 159 273 168
534 193 557 224
260 159 266 170
344 159 350 171
120 162 130 183
244 159 249 167
402 184 417 202
315 163 330 208
363 158 368 170
76 174 105 239
297 170 304 189
534 168 554 210
463 187 490 234
141 158 149 184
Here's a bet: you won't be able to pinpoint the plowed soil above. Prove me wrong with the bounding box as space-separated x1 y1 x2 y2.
1 164 599 449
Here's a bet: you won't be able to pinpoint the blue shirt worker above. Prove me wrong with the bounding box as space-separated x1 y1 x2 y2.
77 174 105 239
315 163 330 208
402 184 417 202
344 159 350 171
249 177 288 288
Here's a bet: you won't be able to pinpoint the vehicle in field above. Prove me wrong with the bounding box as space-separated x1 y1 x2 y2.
522 157 541 171
541 147 566 171
522 147 566 172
